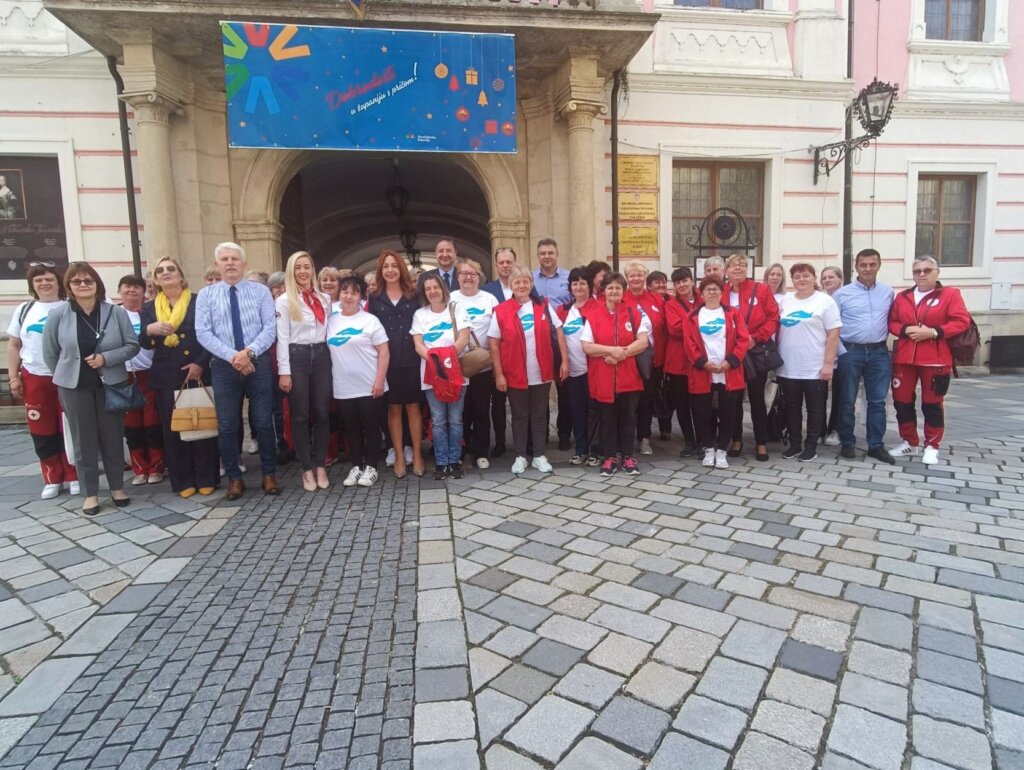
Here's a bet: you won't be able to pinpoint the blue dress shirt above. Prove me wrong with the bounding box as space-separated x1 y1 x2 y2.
533 267 571 306
196 279 277 363
833 279 894 344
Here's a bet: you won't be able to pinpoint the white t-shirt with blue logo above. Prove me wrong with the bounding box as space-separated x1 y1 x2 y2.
450 290 499 351
487 301 563 386
7 299 66 376
778 291 843 380
698 306 728 385
327 309 389 399
122 308 154 372
411 304 471 390
560 304 590 378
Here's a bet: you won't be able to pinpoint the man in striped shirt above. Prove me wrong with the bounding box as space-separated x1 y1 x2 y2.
196 242 281 499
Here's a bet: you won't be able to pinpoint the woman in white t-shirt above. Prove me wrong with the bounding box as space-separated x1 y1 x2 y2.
411 274 471 481
450 258 499 470
5 264 79 499
327 275 390 488
555 267 599 465
777 263 842 462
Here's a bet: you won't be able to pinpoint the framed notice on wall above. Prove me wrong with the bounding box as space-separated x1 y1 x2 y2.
0 156 68 278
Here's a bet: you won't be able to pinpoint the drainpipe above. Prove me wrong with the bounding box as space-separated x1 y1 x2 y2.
610 69 622 273
106 56 143 278
842 0 855 285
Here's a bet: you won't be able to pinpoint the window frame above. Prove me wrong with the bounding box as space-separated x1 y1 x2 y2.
915 174 978 267
670 0 763 8
924 0 985 42
671 160 766 267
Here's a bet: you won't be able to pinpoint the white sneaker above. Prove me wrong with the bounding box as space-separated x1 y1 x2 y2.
476 457 490 470
41 483 61 500
131 474 148 486
343 466 362 487
357 466 378 487
889 441 919 458
702 448 716 467
714 449 729 469
147 473 164 484
66 481 80 495
244 438 258 455
511 456 529 474
824 431 840 446
531 455 553 473
922 446 939 465
639 438 653 455
404 446 414 464
386 448 396 467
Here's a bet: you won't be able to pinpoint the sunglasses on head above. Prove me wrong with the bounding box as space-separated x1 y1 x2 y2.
29 261 56 268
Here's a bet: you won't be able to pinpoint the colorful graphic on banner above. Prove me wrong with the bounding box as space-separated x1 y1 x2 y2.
223 22 517 153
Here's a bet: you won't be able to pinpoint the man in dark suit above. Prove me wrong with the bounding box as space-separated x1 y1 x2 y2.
482 246 517 304
417 238 460 293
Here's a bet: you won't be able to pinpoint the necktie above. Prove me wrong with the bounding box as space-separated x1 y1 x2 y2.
229 285 245 350
443 271 451 290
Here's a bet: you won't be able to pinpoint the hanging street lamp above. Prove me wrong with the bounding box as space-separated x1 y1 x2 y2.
812 77 899 185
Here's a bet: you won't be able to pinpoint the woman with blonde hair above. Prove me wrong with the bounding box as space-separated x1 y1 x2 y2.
763 263 787 304
277 251 331 491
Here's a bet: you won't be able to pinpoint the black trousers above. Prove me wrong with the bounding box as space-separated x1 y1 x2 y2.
154 388 219 493
820 369 842 439
636 367 671 439
666 373 696 446
491 385 507 447
599 391 640 458
337 395 384 468
733 368 770 445
780 377 828 450
555 379 571 440
464 370 493 458
692 386 741 451
286 343 332 471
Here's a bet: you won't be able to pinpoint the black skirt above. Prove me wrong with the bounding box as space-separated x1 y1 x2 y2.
386 364 423 405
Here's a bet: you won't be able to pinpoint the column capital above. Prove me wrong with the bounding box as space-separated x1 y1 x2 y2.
557 99 606 129
232 218 284 243
122 91 185 127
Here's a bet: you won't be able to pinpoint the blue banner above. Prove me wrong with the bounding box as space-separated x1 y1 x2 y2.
223 22 517 153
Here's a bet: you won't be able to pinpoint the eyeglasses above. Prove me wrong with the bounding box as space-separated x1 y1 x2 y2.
29 261 56 268
154 265 177 274
69 278 95 287
913 268 935 275
457 272 478 278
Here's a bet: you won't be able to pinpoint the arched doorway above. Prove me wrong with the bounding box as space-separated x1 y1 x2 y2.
279 155 491 276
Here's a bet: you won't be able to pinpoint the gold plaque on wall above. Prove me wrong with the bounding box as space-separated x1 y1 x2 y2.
617 191 658 222
619 226 659 257
617 156 658 188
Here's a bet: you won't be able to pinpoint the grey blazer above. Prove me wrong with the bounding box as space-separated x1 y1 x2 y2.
42 302 140 389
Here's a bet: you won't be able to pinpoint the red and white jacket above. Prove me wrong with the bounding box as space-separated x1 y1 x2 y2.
888 284 971 368
729 279 779 345
683 304 751 394
664 294 701 376
623 289 667 368
585 303 645 404
493 298 555 389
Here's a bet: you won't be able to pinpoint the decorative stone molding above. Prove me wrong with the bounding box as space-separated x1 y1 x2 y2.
122 92 185 127
233 219 284 245
0 1 69 56
558 99 606 129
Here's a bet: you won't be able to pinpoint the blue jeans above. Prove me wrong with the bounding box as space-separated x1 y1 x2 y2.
211 352 277 479
837 345 892 449
564 373 590 455
425 386 467 466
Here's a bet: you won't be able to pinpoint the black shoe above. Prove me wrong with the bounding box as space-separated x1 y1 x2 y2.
432 465 449 481
112 496 130 508
558 436 571 451
679 442 698 458
727 442 742 458
659 432 672 441
82 504 101 517
782 446 801 460
867 446 896 465
840 444 856 459
798 447 818 462
449 462 464 480
490 444 506 459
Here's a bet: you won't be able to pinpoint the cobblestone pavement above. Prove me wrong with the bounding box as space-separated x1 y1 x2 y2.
0 375 1022 769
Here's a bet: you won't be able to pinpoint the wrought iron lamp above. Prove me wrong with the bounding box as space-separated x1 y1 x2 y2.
812 78 899 185
399 229 421 267
385 160 410 218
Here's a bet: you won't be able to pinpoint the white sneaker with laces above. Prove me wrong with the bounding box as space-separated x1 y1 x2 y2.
357 466 378 487
343 466 362 487
404 446 414 464
41 483 61 500
66 481 80 495
889 441 919 458
385 448 396 467
702 448 716 467
824 431 840 446
714 449 729 469
476 457 490 470
922 446 939 465
639 438 653 455
531 455 553 473
511 456 529 474
244 438 258 455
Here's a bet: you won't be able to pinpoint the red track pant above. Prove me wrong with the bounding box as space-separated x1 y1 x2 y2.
21 369 77 485
123 371 165 476
892 363 952 449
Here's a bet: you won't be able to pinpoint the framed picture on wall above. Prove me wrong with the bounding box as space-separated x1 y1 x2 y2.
0 169 26 220
0 157 67 276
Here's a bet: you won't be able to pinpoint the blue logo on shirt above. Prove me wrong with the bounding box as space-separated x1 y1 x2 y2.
132 322 141 334
781 310 814 328
328 327 363 346
26 316 47 334
465 307 486 318
563 317 584 336
520 313 535 332
423 321 453 343
699 317 725 336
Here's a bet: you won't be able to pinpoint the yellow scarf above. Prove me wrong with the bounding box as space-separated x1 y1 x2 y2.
155 288 191 347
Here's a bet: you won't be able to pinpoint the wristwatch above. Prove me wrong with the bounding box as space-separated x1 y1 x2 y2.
246 348 256 362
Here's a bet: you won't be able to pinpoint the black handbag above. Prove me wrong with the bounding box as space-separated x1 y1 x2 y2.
628 307 654 381
741 291 783 380
105 378 146 413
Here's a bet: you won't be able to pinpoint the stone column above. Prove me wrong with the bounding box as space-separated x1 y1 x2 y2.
560 100 605 264
233 218 284 274
123 92 183 265
488 218 529 275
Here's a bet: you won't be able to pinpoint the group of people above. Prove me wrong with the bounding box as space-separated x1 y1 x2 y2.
6 238 972 515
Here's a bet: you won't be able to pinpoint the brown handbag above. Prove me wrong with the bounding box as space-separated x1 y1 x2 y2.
170 381 218 439
450 302 492 378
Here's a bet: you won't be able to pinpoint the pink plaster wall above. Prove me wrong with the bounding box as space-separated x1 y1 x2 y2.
1006 3 1024 101
852 0 911 90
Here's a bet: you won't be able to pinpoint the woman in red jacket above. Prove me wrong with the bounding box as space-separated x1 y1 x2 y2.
581 273 649 478
887 256 971 465
684 276 751 469
725 253 779 461
623 261 668 454
664 266 701 457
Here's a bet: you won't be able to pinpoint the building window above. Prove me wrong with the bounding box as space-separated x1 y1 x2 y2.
672 0 761 8
672 161 764 266
916 175 976 267
925 0 984 41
